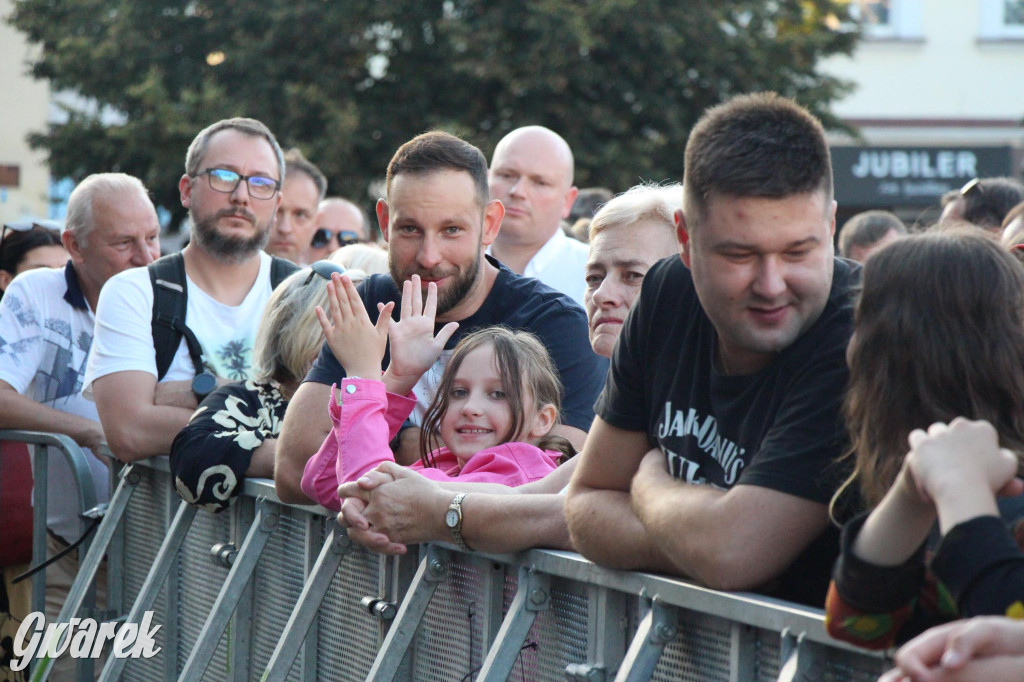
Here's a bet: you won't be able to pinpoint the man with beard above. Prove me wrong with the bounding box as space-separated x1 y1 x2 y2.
275 131 605 504
84 118 288 461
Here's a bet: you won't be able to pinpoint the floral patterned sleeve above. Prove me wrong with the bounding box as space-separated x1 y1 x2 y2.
824 512 958 650
170 381 287 512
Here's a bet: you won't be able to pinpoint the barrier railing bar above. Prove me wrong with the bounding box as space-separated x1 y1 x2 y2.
260 525 352 681
366 545 450 682
613 601 677 682
0 430 99 618
98 499 198 682
476 566 550 681
178 498 279 681
503 549 869 653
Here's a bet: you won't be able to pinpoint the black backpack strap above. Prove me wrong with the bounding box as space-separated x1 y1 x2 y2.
149 254 299 380
270 256 300 289
149 253 189 381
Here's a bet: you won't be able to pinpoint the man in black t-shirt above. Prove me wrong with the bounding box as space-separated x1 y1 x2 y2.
275 131 604 504
565 93 858 606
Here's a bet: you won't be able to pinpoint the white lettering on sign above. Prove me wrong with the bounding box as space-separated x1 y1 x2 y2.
850 150 977 180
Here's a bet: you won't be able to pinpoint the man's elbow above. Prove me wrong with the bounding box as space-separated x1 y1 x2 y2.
682 544 775 592
273 457 314 504
104 427 159 463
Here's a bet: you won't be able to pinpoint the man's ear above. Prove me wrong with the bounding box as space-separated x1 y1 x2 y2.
0 270 13 291
61 230 84 265
828 199 838 241
526 403 558 441
179 174 194 209
676 209 693 269
376 199 391 243
561 186 579 219
482 199 505 247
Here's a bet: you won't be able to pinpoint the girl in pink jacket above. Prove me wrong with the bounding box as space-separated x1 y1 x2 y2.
301 273 573 511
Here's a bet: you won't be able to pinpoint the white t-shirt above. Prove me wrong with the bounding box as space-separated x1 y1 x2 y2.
84 251 275 394
0 265 110 541
521 229 589 307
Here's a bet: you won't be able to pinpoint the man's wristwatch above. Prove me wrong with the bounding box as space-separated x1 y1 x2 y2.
191 371 217 402
445 492 471 552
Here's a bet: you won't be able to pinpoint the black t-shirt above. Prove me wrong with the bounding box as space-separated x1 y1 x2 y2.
306 255 607 432
597 255 859 605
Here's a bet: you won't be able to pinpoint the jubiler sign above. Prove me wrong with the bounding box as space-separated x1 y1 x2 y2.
831 146 1014 207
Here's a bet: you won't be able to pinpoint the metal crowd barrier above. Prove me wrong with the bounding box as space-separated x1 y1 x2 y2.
25 452 889 682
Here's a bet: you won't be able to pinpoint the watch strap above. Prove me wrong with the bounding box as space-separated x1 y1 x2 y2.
447 492 471 552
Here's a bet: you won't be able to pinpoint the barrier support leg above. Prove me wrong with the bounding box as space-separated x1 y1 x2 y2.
97 499 198 682
476 566 550 681
366 545 450 682
30 464 140 682
178 498 280 681
613 601 678 682
260 525 352 681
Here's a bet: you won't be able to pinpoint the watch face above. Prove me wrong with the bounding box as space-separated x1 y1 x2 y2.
445 509 459 528
192 371 217 397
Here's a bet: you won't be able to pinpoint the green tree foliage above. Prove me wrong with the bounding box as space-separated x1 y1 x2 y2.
9 0 857 229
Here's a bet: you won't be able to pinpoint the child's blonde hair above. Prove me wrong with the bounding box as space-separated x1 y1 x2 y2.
418 326 575 467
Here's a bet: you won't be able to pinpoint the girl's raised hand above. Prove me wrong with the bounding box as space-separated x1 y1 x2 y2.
906 419 1022 503
315 272 394 381
383 274 459 395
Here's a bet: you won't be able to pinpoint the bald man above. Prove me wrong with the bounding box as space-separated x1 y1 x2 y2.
488 126 588 305
303 197 370 263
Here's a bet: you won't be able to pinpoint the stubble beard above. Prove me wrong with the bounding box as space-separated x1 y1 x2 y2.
190 206 271 265
389 249 481 318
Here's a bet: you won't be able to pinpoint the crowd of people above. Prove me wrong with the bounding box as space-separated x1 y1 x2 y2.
2 91 1024 681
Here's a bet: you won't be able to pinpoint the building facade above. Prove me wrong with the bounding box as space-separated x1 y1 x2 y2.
0 0 52 225
822 0 1024 228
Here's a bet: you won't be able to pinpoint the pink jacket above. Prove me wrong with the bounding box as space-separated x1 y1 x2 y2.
300 378 561 511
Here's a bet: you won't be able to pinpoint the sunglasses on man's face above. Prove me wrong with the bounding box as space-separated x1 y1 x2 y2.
310 228 363 249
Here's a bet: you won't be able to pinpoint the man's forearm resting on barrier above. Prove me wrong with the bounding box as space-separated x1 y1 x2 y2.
338 460 577 554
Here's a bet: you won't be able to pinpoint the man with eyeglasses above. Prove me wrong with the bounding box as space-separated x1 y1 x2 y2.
303 196 369 263
267 148 327 264
84 117 290 462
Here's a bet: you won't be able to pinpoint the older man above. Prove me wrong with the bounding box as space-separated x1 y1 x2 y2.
487 126 588 305
85 117 293 462
275 131 604 504
0 172 160 671
334 184 680 554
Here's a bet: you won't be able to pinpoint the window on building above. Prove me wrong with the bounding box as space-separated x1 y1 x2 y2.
981 0 1024 38
849 0 922 40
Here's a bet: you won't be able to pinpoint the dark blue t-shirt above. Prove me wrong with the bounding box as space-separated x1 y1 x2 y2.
306 255 607 432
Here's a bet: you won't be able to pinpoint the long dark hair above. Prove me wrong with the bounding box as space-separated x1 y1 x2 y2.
837 227 1024 510
418 326 575 467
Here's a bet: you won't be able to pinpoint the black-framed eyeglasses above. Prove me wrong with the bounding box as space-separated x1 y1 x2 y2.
311 228 363 249
303 260 347 286
194 168 280 200
960 177 984 199
1 219 63 268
